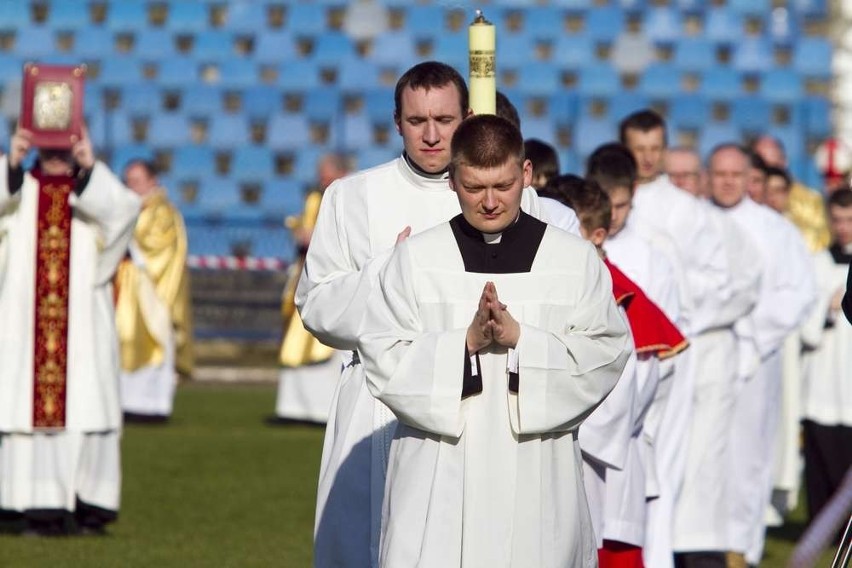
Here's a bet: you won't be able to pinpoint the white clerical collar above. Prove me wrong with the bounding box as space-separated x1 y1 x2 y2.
396 154 451 193
483 232 502 244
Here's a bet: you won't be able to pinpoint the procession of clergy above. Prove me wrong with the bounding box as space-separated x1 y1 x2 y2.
1 59 851 567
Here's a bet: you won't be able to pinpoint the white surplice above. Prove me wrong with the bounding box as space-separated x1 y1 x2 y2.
0 157 140 513
359 220 631 567
719 198 816 563
275 352 343 424
296 156 544 568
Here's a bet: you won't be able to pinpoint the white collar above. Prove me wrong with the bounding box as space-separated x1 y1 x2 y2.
396 155 451 193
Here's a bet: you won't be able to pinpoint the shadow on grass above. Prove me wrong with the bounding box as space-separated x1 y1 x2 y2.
767 518 809 544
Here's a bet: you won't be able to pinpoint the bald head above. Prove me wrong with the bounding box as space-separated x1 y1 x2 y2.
708 144 750 208
665 147 704 197
752 135 787 168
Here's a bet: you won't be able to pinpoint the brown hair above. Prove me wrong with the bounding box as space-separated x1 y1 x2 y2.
394 61 469 120
619 109 667 147
829 188 852 209
541 174 611 233
449 114 524 175
586 142 637 194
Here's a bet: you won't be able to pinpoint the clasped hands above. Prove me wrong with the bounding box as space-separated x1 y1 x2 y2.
466 282 520 353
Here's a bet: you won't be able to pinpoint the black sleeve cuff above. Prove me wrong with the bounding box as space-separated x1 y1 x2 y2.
73 166 93 196
461 346 483 399
842 292 852 325
508 370 519 394
7 164 24 195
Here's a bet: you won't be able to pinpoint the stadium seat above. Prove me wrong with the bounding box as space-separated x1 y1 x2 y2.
585 7 624 42
517 63 560 96
13 27 56 58
47 0 92 30
371 32 418 67
240 86 282 120
302 86 342 122
673 38 716 71
609 93 652 123
768 7 799 46
267 113 311 151
157 58 200 88
311 32 358 67
362 87 395 123
638 65 682 99
356 146 400 170
337 58 380 92
760 69 803 103
558 149 579 176
286 4 327 37
727 0 771 18
186 226 232 256
232 146 274 183
698 122 741 158
248 227 293 259
549 91 580 126
110 143 154 174
172 146 216 179
277 60 321 91
341 113 373 151
192 30 237 61
147 113 193 147
704 8 744 45
731 96 772 133
802 96 831 138
261 179 304 217
118 82 162 117
253 31 297 64
431 33 468 72
404 5 446 39
573 115 616 159
69 27 114 58
524 7 566 41
105 0 149 32
578 66 620 97
498 35 536 69
180 84 224 118
292 147 325 183
132 28 176 60
700 68 743 101
550 0 594 8
215 59 258 88
643 7 683 44
793 37 832 80
0 0 33 32
166 2 209 33
791 0 828 19
521 116 557 146
96 57 145 88
552 36 596 70
223 1 269 33
732 37 773 73
207 114 251 149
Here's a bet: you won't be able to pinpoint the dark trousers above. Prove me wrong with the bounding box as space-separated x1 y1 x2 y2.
673 552 726 568
802 419 852 522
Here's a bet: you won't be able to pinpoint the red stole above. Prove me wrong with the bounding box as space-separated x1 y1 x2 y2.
605 258 688 360
31 169 75 430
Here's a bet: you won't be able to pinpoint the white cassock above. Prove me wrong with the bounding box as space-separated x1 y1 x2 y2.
359 213 631 567
629 175 751 560
719 198 815 563
0 158 140 515
296 156 577 568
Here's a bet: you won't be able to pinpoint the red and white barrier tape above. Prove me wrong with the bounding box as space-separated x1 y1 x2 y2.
188 255 287 271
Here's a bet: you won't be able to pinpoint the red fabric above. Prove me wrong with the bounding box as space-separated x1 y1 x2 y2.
598 540 644 568
605 258 688 360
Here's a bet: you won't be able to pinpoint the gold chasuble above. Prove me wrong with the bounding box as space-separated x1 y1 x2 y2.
115 190 194 376
31 170 74 429
280 190 334 367
787 182 830 252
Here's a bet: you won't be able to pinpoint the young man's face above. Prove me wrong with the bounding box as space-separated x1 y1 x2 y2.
764 174 791 214
450 157 532 234
709 148 749 209
124 163 158 197
607 185 633 237
395 84 466 175
623 126 665 183
39 150 74 176
746 167 767 204
829 204 852 247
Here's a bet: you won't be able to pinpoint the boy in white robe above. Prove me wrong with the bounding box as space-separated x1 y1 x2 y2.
799 188 852 527
0 126 140 535
359 115 631 567
706 144 816 566
297 62 578 568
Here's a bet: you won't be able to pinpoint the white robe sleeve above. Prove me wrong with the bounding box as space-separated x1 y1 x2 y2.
510 247 632 435
70 161 141 285
0 157 21 206
800 252 835 349
359 240 468 438
295 182 388 351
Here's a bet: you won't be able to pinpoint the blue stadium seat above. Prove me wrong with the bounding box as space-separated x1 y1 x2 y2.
95 109 135 147
517 63 559 96
558 149 579 176
172 146 216 179
673 37 716 71
166 2 209 33
772 126 804 165
0 114 9 147
14 27 56 58
643 7 682 44
0 57 24 84
105 0 148 32
223 1 268 33
498 35 536 69
267 113 311 151
524 7 565 41
551 36 596 70
47 0 91 30
192 30 236 61
311 32 358 67
215 60 258 88
232 146 274 182
286 4 327 37
792 0 828 19
207 114 251 149
147 113 192 147
96 57 144 88
362 88 395 123
186 226 232 256
110 143 154 174
549 91 580 126
732 37 773 73
341 113 373 150
157 58 200 88
119 83 161 118
698 122 741 158
585 7 624 42
292 147 325 183
727 0 771 18
550 0 593 8
278 60 321 91
793 38 832 80
252 31 296 65
609 93 652 122
768 7 799 46
578 67 620 97
638 65 682 99
701 68 742 101
0 0 32 32
303 87 342 122
802 97 831 138
521 117 557 146
180 84 223 118
132 28 175 60
261 179 304 217
371 32 417 67
760 69 803 103
731 97 771 133
404 5 446 39
356 146 400 170
616 0 648 13
704 8 743 45
246 227 293 260
70 27 114 58
573 116 616 159
241 86 281 120
337 58 380 92
431 34 468 72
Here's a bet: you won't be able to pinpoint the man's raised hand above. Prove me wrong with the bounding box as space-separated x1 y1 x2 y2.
9 126 32 169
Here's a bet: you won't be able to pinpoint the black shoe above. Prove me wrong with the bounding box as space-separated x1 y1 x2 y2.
264 415 325 428
124 412 170 424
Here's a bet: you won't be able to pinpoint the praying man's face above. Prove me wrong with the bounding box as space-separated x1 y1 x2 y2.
395 83 466 175
829 204 852 247
709 148 749 209
764 174 791 214
607 185 633 237
623 126 665 183
450 156 532 234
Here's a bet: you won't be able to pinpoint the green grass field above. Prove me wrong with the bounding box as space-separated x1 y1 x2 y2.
0 382 835 567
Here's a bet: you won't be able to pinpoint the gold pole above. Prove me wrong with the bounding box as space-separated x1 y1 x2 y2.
468 9 496 115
